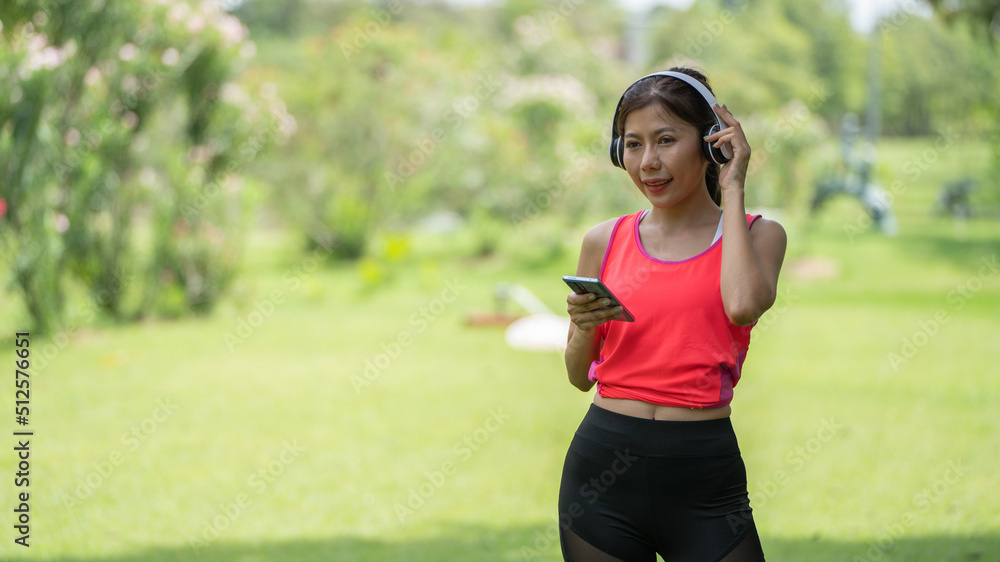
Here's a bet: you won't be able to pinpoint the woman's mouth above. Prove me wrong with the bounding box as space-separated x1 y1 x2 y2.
643 178 672 192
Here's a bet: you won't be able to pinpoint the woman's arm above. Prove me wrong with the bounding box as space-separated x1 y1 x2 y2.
565 219 621 391
707 103 788 326
719 195 787 326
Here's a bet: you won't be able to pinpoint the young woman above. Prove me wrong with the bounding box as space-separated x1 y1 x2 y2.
559 68 786 561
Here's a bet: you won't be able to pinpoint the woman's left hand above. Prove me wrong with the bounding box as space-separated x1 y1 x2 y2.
704 103 750 194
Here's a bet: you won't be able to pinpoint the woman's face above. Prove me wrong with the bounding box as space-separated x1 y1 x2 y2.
622 104 708 208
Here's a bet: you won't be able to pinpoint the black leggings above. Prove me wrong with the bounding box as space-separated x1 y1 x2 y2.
558 404 765 561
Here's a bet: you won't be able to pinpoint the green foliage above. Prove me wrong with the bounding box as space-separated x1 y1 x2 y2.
925 0 1000 42
248 2 623 261
251 16 470 259
743 100 831 208
881 15 999 135
645 0 864 120
233 0 998 262
6 136 1000 561
2 0 998 332
0 0 287 333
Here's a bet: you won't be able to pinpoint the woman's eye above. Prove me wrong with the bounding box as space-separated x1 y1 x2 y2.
659 137 674 144
625 141 639 149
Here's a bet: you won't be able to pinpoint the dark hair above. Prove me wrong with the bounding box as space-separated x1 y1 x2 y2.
616 67 721 206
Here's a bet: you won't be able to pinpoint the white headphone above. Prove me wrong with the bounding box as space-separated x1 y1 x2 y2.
609 70 733 168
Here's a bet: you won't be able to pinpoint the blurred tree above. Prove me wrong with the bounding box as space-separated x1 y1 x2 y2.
922 0 1000 208
229 0 369 38
645 0 863 118
742 101 829 208
638 0 859 206
778 0 865 120
230 0 308 35
246 0 625 260
924 0 1000 42
881 14 998 135
229 0 995 253
0 0 287 333
247 17 473 259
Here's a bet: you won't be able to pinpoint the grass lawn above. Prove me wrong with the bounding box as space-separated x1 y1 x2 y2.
1 136 999 561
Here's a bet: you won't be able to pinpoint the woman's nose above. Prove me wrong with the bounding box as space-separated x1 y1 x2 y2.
641 146 660 171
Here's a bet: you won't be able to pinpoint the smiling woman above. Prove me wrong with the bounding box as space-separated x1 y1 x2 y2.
558 68 787 562
622 105 711 208
615 70 728 206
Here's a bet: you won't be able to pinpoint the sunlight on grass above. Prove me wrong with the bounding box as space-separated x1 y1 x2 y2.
1 137 998 561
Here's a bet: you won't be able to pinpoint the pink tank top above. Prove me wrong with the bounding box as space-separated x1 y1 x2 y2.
590 210 762 408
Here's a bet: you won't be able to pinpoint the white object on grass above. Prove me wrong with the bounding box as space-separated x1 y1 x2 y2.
505 314 571 352
502 284 570 351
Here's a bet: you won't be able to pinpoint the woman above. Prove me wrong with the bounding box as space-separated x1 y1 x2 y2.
559 68 786 561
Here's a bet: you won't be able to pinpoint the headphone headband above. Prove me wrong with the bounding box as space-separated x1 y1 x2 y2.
633 71 721 108
609 70 732 168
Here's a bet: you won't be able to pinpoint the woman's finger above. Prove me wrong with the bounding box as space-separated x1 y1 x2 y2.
711 127 750 152
569 294 613 314
567 292 595 305
574 308 622 331
714 103 738 123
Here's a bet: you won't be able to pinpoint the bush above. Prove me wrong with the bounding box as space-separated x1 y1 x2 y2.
0 0 289 332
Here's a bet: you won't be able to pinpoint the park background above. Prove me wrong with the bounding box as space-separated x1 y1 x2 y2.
1 0 998 560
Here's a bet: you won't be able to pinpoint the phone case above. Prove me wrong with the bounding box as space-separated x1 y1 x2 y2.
562 275 635 322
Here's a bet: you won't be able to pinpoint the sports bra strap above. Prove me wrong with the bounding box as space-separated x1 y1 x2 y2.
710 213 724 245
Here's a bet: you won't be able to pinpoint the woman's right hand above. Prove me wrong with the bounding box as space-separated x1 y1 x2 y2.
567 293 622 332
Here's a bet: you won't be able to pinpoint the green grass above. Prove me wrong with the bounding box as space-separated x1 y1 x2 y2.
2 136 999 561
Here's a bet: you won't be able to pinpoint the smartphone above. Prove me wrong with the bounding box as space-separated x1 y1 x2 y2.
562 275 635 322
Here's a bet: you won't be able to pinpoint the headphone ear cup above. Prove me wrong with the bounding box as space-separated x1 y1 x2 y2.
702 124 720 164
702 124 731 165
609 137 625 169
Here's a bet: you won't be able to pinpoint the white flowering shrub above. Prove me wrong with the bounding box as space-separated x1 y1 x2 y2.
0 0 292 331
